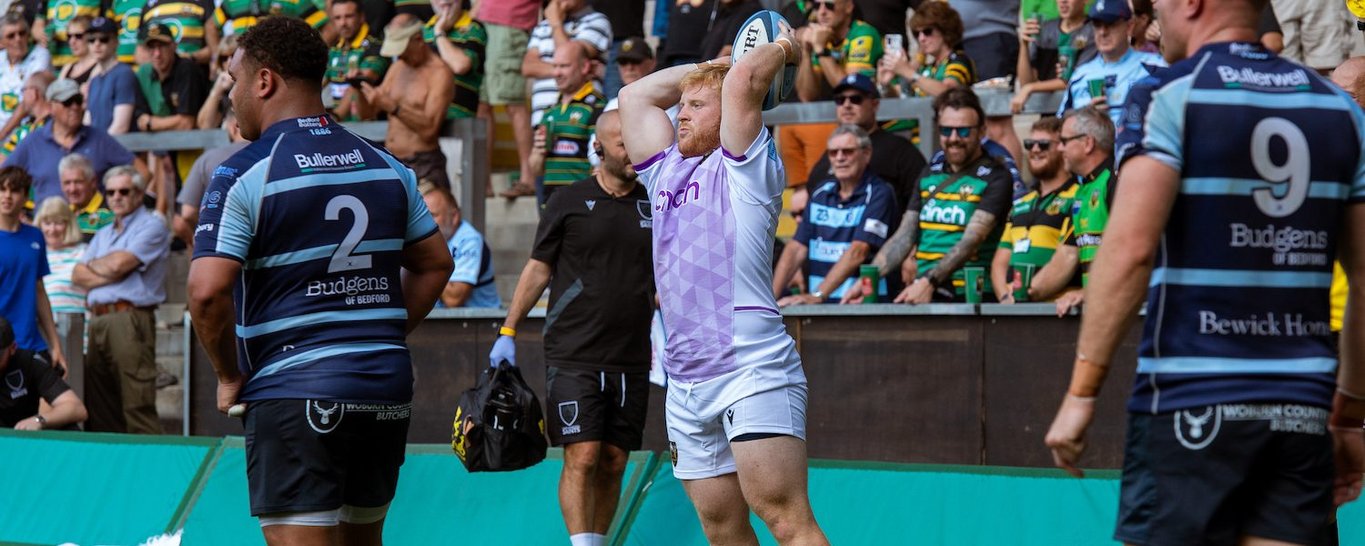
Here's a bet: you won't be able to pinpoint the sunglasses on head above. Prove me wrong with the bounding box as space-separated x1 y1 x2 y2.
1023 139 1053 151
912 27 936 38
938 125 973 138
108 187 135 196
833 94 865 105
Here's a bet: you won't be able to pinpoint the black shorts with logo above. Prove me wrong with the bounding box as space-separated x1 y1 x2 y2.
545 366 649 450
1115 403 1335 546
245 399 412 517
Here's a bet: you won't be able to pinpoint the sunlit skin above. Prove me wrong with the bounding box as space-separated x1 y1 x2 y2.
938 107 983 169
834 90 877 129
826 132 870 183
1026 129 1064 181
675 85 722 158
103 174 143 218
330 1 362 42
60 169 97 209
1092 19 1129 60
39 218 71 249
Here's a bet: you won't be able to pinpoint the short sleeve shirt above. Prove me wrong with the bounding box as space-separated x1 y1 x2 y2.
0 350 69 428
83 206 170 307
911 156 1013 296
444 220 500 309
794 175 899 300
152 56 210 117
325 24 387 102
997 179 1080 271
87 63 140 133
0 225 51 351
1060 48 1166 127
527 8 611 122
540 83 603 190
3 124 135 205
1030 19 1097 81
424 13 486 119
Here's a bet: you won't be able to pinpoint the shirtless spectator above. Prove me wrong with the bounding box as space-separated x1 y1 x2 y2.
359 14 455 188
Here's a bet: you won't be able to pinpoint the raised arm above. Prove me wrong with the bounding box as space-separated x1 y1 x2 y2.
618 61 698 163
720 26 798 155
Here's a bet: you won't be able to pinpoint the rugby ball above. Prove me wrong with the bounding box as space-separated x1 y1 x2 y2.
732 10 797 110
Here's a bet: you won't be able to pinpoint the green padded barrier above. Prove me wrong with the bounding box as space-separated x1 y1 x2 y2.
0 430 217 546
618 459 1365 545
180 442 654 545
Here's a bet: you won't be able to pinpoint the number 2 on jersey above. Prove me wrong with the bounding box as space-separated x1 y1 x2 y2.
326 195 373 272
1250 117 1310 218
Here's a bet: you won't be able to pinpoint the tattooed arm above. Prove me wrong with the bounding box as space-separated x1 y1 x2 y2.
895 210 999 304
842 209 920 303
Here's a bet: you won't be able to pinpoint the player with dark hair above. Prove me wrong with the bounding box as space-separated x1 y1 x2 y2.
1045 0 1365 543
618 20 830 546
187 16 453 546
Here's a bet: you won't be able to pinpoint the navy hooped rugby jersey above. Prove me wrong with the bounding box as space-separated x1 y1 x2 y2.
193 115 440 403
1116 42 1365 414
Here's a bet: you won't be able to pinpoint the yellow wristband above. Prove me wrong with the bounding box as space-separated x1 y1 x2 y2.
499 326 516 338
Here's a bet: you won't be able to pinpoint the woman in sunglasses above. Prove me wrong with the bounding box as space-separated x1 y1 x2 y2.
57 16 98 88
875 1 975 145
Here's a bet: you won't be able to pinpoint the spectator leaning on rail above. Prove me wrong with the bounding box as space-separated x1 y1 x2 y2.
774 124 899 305
804 73 927 216
1027 106 1114 316
0 167 68 373
358 14 455 188
4 78 137 206
1012 0 1097 114
59 152 113 240
843 88 1012 304
529 40 603 207
0 316 87 431
990 116 1078 304
1056 0 1165 130
72 165 169 434
422 181 499 308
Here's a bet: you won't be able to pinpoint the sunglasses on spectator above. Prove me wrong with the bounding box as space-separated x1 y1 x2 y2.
913 27 937 38
3 32 21 39
827 147 861 158
833 94 865 105
1059 133 1088 144
68 32 85 40
87 35 112 44
107 187 136 196
938 125 973 138
59 97 83 107
1023 139 1053 151
814 0 838 11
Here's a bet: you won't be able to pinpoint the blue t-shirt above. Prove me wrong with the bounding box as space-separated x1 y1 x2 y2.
443 220 500 309
1117 41 1365 414
2 125 135 204
193 115 440 403
87 63 141 133
930 138 1027 200
794 174 899 300
1060 47 1166 128
0 225 50 351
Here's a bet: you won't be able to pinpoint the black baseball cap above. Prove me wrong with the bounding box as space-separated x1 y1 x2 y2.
139 22 175 45
832 73 879 98
617 37 654 63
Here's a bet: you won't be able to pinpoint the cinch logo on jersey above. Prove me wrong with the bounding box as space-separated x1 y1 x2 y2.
1216 66 1310 89
656 180 701 212
922 203 967 225
294 149 366 171
1198 310 1331 337
305 274 392 298
1228 223 1329 265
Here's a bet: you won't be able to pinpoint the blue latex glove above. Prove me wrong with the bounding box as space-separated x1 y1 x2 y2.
489 335 516 367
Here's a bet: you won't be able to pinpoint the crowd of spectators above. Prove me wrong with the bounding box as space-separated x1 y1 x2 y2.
1 0 1363 435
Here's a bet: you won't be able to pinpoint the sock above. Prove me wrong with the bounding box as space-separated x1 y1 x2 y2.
569 533 595 546
590 533 608 546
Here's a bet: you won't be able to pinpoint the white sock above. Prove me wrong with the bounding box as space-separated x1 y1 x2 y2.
590 533 607 546
569 533 596 546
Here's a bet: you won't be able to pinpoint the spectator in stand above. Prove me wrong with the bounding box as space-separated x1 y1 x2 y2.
422 181 499 308
877 2 972 145
196 35 237 129
990 117 1077 304
1028 106 1114 315
1129 0 1158 54
396 0 434 21
426 0 485 120
141 0 219 66
1012 0 1096 113
0 70 51 161
948 0 1018 81
174 108 246 248
1270 0 1352 74
33 2 99 68
72 165 168 434
804 74 926 214
698 0 763 60
1057 0 1164 129
474 0 538 198
59 153 113 240
4 79 136 205
928 136 1026 199
35 197 87 324
795 0 881 101
659 0 713 66
588 36 663 168
856 0 915 39
0 13 52 134
84 17 138 135
0 317 87 431
55 15 96 82
358 15 454 187
324 0 387 122
843 88 1012 304
529 40 602 206
134 23 208 132
214 0 329 39
774 124 899 305
594 0 647 98
0 167 67 372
